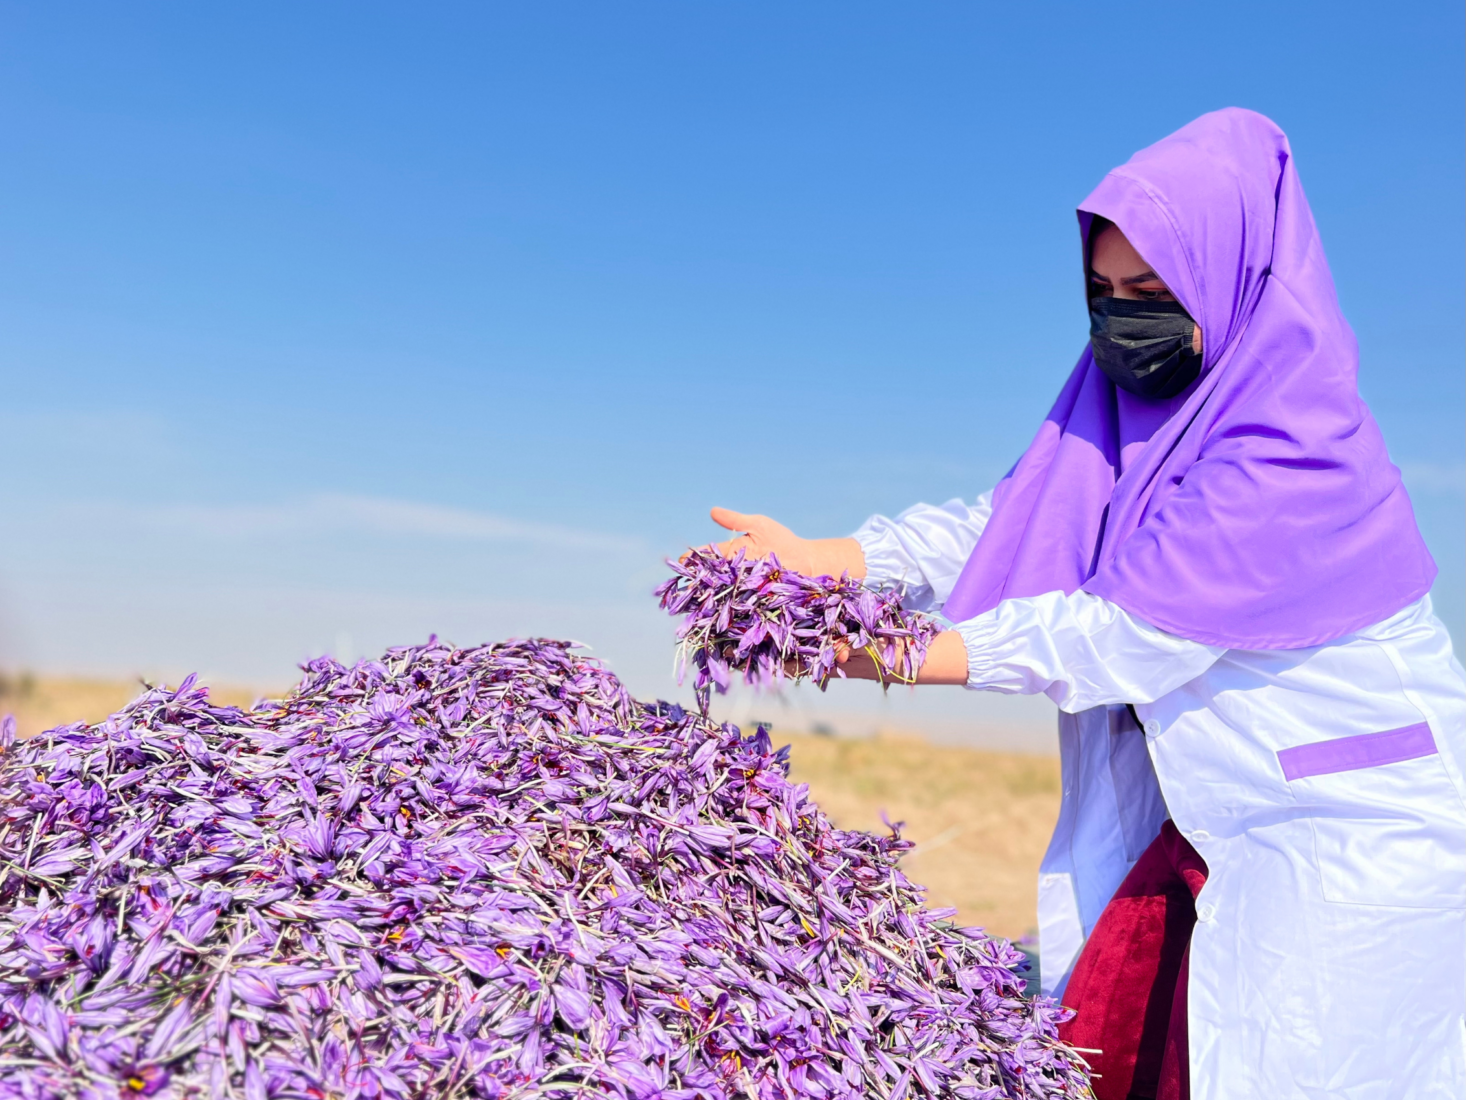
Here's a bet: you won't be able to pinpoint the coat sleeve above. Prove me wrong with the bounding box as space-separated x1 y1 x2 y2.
851 493 993 613
951 589 1226 713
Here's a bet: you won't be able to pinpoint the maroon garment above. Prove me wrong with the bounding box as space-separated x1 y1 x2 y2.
1058 822 1208 1100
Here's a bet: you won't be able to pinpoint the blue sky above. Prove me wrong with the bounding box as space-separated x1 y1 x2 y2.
0 2 1460 716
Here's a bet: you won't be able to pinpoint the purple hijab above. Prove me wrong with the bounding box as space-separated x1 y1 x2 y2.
942 108 1435 649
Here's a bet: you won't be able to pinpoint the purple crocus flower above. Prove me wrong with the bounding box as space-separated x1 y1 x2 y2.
656 549 943 712
0 638 1089 1099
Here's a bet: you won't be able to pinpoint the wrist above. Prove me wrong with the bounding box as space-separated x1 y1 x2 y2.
811 537 866 580
835 629 966 685
914 631 969 685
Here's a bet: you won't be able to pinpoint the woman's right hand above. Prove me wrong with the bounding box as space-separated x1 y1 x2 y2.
706 508 867 580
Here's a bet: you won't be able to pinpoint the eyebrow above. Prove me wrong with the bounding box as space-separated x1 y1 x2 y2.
1088 268 1167 286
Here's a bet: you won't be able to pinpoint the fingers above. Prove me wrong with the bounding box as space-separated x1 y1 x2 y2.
710 507 762 533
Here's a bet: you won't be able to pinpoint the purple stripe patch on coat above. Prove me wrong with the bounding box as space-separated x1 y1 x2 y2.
1278 722 1438 782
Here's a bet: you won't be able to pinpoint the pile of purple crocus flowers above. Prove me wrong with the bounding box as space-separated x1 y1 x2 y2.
657 548 943 711
0 638 1090 1099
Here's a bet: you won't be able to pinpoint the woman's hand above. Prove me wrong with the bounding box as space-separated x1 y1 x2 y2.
707 508 867 580
702 510 965 685
834 630 969 686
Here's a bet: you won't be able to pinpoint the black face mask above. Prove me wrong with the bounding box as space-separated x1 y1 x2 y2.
1088 297 1202 399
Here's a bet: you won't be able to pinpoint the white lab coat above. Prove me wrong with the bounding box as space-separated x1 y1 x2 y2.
854 496 1466 1099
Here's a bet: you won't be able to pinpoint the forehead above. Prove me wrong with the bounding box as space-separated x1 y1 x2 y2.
1090 224 1157 276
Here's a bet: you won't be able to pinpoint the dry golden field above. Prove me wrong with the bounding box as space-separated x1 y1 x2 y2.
0 674 263 736
1 677 1060 940
779 732 1059 939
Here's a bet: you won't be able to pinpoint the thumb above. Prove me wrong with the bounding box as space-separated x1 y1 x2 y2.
710 507 760 533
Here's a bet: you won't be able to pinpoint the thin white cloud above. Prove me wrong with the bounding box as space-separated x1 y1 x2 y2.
60 494 644 552
318 495 637 549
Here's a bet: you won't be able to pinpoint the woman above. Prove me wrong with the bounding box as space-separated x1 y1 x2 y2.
702 109 1464 1098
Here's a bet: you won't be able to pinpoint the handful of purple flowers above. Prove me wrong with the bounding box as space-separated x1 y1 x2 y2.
0 639 1089 1099
656 548 944 711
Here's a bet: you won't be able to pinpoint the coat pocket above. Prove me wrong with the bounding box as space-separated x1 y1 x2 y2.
1279 723 1466 909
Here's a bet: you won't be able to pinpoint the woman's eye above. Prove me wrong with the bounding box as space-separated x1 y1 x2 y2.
1136 288 1172 301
